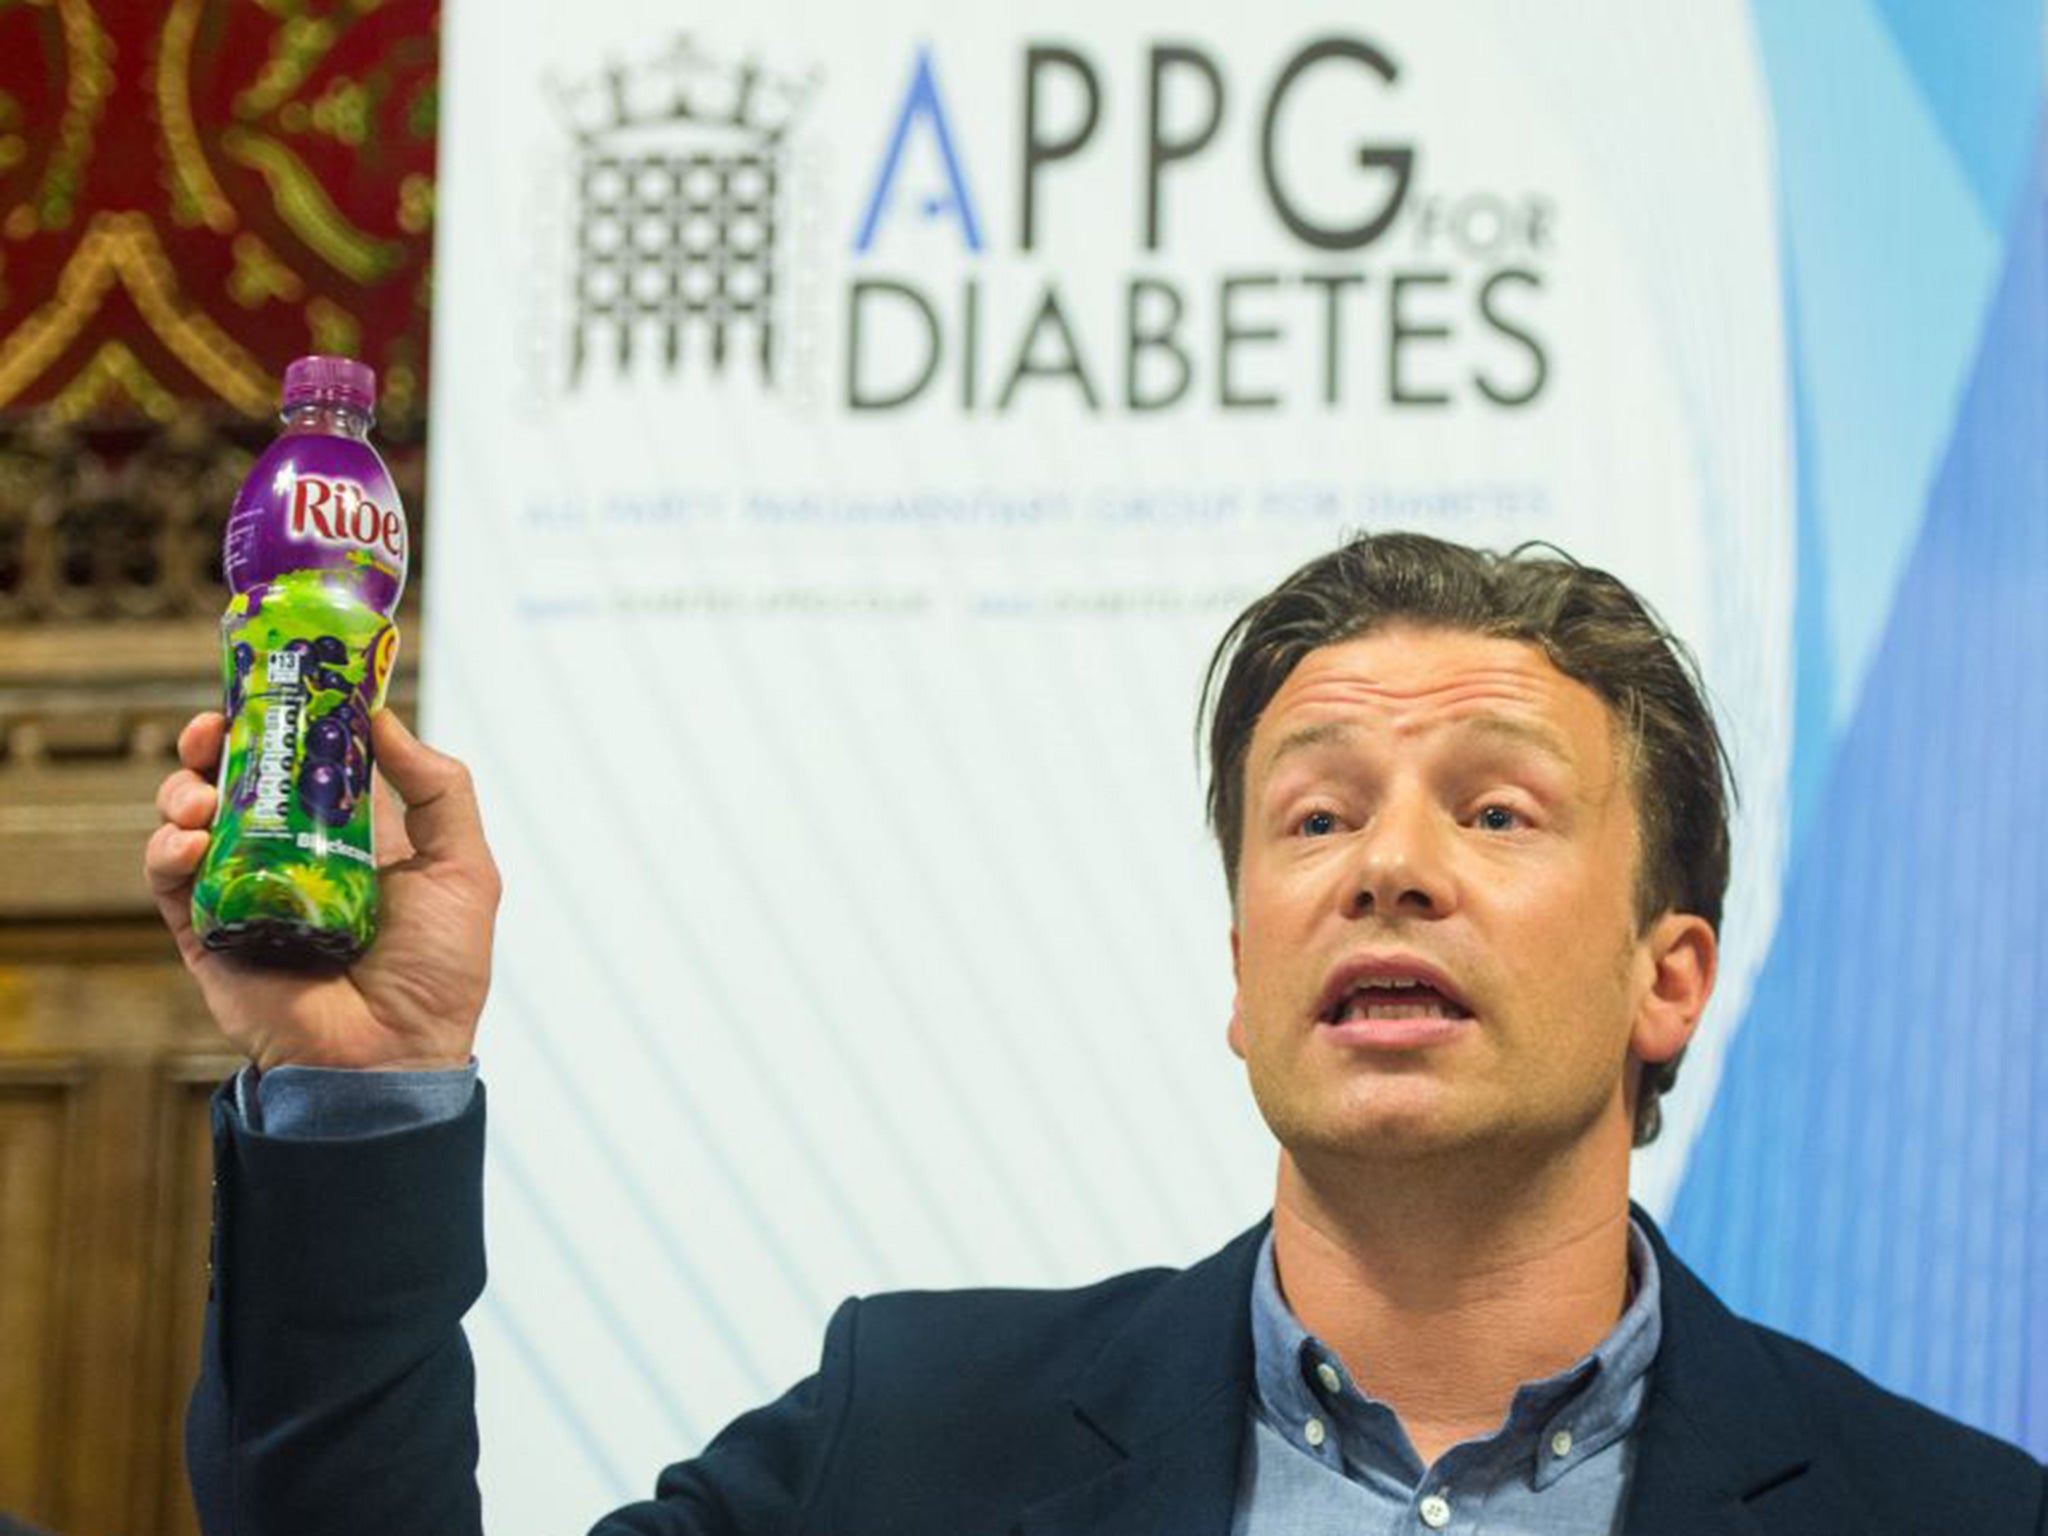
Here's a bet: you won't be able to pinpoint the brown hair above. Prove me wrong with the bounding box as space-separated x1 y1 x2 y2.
1200 531 1734 1145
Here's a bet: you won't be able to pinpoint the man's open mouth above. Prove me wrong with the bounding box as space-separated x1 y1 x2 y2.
1317 963 1475 1025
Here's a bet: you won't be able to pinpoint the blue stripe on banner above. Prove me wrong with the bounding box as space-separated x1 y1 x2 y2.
474 1289 639 1503
763 625 1211 1250
1673 137 2048 1457
491 1122 705 1446
613 629 1111 1277
490 968 774 1403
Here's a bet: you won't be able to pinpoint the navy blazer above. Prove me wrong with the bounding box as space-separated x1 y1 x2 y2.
190 1084 2044 1535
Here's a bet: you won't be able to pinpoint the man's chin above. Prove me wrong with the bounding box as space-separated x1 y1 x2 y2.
1248 1058 1524 1161
1312 1118 1481 1164
1277 1093 1627 1181
1267 1093 1490 1165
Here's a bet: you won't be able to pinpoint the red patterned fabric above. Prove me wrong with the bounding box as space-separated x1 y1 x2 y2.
0 1 437 425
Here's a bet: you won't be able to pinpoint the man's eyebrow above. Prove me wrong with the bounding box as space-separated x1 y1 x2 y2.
1261 721 1354 773
1452 713 1578 767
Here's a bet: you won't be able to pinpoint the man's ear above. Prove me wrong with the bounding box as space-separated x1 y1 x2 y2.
1631 912 1717 1066
1227 925 1246 1060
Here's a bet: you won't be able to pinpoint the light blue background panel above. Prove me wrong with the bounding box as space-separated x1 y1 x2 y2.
1673 135 2048 1455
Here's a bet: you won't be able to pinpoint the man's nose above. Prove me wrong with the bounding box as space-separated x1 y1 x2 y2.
1346 795 1456 919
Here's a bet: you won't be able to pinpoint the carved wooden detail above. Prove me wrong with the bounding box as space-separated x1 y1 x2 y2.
0 412 425 625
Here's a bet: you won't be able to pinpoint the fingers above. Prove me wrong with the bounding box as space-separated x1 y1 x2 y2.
156 768 219 830
143 821 211 970
370 712 496 885
151 718 220 887
147 711 226 969
178 711 227 777
145 821 210 897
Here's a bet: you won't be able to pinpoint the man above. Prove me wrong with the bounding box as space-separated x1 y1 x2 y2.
147 533 2044 1534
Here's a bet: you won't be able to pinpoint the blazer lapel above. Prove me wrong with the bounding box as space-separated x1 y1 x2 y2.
1624 1212 1858 1536
1015 1223 1267 1536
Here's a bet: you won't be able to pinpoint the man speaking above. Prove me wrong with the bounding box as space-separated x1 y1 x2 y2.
146 533 2044 1533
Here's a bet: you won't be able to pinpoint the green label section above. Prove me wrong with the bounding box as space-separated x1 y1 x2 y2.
192 569 399 955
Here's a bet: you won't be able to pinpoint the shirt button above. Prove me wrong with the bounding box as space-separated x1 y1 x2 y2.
1419 1493 1452 1528
1315 1361 1343 1395
1304 1416 1327 1448
1550 1428 1574 1458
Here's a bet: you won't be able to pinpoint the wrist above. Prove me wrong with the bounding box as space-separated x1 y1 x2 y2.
253 1044 476 1074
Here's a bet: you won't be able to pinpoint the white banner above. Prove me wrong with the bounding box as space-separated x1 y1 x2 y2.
427 2 1791 1526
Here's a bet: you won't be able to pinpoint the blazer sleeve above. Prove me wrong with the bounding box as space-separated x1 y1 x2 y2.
187 1077 489 1536
187 1078 857 1536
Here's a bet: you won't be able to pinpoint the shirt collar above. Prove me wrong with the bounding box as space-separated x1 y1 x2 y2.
1247 1215 1663 1487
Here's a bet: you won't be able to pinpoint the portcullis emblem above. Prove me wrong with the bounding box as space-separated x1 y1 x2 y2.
552 40 816 389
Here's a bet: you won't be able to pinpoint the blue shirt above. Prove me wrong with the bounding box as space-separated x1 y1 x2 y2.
1233 1223 1661 1534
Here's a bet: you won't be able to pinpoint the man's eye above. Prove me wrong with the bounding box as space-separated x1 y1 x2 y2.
1473 804 1522 832
1297 810 1339 837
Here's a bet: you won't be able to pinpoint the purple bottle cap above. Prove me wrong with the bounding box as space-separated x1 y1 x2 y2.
281 355 377 414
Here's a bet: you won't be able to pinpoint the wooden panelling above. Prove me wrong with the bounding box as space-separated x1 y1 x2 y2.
0 1063 82 1521
133 1064 223 1536
0 923 238 1536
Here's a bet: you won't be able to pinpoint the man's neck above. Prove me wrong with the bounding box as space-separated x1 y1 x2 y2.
1269 1126 1636 1467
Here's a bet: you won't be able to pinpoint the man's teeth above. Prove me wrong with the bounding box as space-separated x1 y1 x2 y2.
1338 996 1459 1021
1332 978 1464 1021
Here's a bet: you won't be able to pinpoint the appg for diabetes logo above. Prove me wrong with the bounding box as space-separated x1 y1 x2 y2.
551 34 1553 417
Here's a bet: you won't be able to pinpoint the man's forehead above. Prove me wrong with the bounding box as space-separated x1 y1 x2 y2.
1250 630 1613 771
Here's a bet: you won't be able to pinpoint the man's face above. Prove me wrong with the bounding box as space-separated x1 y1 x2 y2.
1227 625 1710 1165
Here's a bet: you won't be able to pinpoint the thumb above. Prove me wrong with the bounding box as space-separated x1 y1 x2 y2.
372 710 490 868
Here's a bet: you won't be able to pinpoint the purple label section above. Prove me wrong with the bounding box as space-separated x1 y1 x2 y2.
223 430 409 614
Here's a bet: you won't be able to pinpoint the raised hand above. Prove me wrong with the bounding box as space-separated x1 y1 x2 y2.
145 709 501 1072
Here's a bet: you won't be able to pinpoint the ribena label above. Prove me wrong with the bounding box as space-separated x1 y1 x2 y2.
289 474 405 561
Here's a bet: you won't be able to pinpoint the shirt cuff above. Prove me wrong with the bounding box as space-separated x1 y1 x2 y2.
236 1059 481 1140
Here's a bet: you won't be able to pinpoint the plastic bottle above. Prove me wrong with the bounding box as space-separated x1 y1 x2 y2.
191 356 408 966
